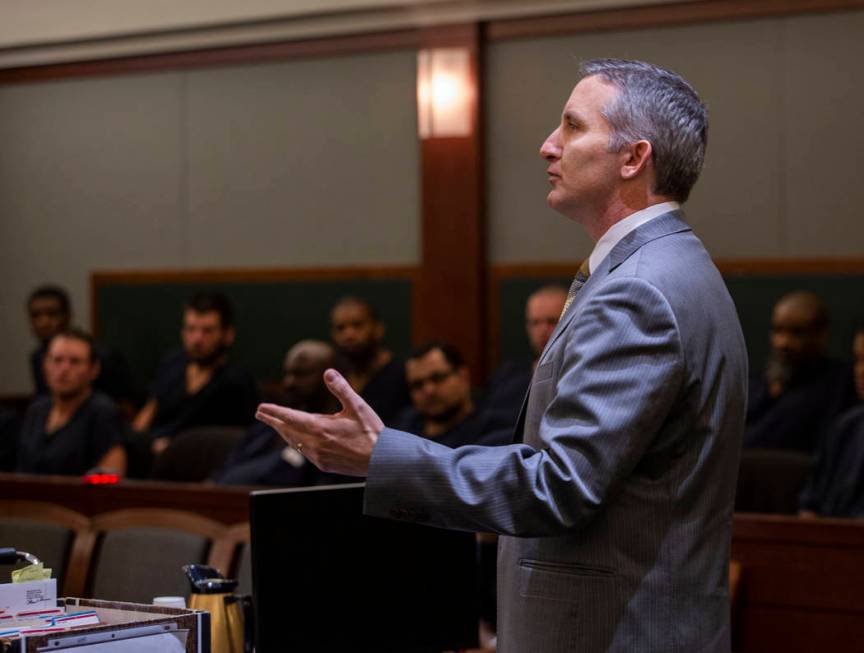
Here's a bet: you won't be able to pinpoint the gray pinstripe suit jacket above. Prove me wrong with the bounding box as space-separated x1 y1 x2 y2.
364 211 747 652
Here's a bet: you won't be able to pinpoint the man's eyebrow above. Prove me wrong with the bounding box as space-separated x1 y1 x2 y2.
562 110 582 124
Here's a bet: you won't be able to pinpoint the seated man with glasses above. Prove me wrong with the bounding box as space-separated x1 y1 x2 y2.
392 341 511 449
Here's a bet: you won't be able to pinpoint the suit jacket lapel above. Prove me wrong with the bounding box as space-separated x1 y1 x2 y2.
538 210 692 366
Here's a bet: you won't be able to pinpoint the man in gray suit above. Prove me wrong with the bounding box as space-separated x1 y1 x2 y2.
258 59 747 652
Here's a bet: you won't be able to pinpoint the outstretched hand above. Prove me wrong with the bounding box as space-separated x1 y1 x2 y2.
255 368 384 477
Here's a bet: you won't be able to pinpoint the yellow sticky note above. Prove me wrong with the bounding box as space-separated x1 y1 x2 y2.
11 563 52 583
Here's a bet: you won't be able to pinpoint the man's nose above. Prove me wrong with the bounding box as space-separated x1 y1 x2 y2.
540 127 561 160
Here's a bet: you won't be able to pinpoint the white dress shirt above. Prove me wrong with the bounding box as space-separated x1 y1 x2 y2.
587 201 680 274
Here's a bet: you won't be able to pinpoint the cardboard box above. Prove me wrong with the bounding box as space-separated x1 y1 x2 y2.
0 598 209 653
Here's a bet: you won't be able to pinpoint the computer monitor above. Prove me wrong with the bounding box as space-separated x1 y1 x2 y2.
250 483 479 653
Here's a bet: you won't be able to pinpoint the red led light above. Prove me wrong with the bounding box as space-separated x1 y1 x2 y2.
82 473 119 485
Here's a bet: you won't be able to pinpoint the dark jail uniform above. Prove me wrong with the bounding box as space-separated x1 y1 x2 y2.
215 422 319 486
148 349 259 439
0 409 21 472
799 403 864 517
391 407 513 449
479 358 534 428
744 358 855 453
17 392 123 475
357 357 411 424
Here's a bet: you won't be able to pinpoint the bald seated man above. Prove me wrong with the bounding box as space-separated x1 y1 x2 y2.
216 340 339 486
744 290 856 453
481 285 568 427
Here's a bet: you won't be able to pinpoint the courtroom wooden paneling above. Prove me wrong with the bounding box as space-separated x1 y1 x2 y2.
0 30 421 85
731 514 864 652
0 473 251 525
414 23 488 380
485 0 864 41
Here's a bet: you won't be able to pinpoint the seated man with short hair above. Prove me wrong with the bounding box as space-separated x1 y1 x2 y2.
17 329 126 476
216 340 339 486
481 284 567 427
393 341 511 449
330 296 410 423
133 292 259 455
26 284 137 410
799 324 864 517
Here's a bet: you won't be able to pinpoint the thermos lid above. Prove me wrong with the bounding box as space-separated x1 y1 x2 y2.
183 563 240 594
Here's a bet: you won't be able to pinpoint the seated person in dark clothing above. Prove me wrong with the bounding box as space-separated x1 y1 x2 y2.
216 340 339 486
17 329 126 476
330 296 410 423
482 284 567 426
392 341 511 449
26 285 137 412
133 292 259 455
0 409 21 472
799 325 864 517
744 291 856 453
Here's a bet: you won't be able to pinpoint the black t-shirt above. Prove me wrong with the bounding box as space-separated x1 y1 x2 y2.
17 392 123 475
479 358 534 428
744 358 856 453
392 406 513 449
148 349 259 439
360 357 411 424
799 403 864 517
215 422 320 487
0 409 21 472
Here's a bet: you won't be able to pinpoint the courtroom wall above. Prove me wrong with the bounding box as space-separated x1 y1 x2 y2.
0 49 419 394
1 8 863 394
486 10 864 262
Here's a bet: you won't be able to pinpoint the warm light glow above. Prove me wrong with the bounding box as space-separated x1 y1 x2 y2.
417 48 472 138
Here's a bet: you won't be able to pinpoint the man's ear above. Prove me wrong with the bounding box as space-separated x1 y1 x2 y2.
620 140 653 180
223 327 236 348
89 359 102 383
374 321 385 342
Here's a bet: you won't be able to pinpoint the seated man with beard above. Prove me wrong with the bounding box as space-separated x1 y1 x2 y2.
216 340 338 486
393 341 511 448
133 292 259 455
329 296 410 423
744 291 856 453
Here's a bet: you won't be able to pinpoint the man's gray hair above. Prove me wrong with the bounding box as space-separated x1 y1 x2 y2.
580 58 708 203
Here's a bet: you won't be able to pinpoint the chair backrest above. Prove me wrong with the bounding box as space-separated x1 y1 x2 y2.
151 427 246 482
87 508 226 603
207 522 251 592
0 500 91 595
735 448 813 514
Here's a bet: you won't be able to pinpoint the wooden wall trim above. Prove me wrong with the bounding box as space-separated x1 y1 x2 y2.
0 28 420 85
491 258 864 279
0 472 251 525
91 264 418 286
4 0 862 85
486 0 864 41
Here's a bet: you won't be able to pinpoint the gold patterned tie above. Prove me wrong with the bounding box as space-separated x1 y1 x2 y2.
560 258 591 318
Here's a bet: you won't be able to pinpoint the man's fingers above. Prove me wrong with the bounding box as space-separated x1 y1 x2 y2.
323 369 363 412
323 369 383 426
256 402 319 435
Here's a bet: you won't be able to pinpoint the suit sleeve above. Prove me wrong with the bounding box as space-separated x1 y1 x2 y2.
364 277 685 536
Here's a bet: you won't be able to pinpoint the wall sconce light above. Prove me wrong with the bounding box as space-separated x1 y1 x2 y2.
417 47 473 139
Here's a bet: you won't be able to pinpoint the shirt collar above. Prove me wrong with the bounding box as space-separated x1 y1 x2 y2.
588 201 680 274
